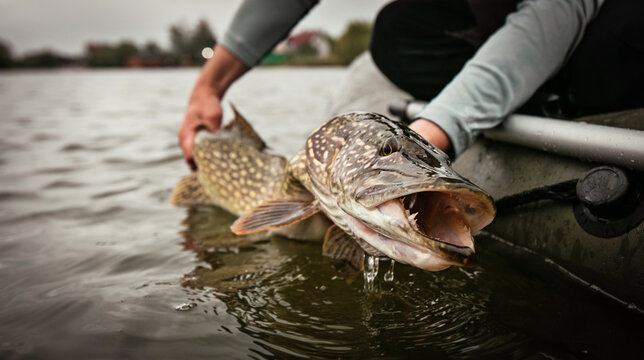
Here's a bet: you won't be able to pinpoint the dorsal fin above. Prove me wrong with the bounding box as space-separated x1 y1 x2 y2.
223 103 266 149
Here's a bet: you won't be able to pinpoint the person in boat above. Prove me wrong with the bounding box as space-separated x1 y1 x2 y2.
178 0 643 170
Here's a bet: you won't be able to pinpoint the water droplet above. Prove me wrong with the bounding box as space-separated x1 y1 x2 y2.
363 253 380 292
175 302 197 311
384 259 395 282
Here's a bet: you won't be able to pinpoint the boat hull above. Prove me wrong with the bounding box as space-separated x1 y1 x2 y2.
454 135 644 309
328 53 644 309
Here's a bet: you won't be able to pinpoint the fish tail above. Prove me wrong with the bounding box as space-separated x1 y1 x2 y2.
170 173 214 206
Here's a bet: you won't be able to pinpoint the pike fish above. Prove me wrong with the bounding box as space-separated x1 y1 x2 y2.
171 106 495 271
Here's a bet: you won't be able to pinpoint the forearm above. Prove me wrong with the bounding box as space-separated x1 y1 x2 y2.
415 0 604 157
409 120 451 154
180 45 248 170
221 0 319 67
196 45 248 98
180 0 317 170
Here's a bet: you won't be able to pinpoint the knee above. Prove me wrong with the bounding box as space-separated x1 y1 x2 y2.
372 1 404 38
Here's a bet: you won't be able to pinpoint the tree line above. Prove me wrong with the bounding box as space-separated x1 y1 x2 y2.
0 20 372 69
0 20 216 69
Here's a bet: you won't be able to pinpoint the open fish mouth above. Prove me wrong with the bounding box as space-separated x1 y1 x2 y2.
362 189 495 271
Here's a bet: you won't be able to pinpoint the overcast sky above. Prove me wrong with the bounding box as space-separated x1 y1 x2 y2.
0 0 392 56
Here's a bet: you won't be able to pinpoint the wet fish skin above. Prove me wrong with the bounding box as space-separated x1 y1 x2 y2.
288 112 495 271
173 108 495 271
172 106 329 241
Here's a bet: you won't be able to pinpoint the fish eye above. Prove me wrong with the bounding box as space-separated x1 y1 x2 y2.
379 137 401 156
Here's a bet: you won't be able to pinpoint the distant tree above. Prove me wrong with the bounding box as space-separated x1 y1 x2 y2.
169 24 191 59
0 40 13 68
18 50 74 68
169 20 217 65
86 46 117 67
114 41 138 64
86 41 138 67
143 41 163 55
190 20 216 63
332 21 373 65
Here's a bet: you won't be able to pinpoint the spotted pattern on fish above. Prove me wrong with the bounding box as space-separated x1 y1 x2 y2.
172 107 495 270
171 105 313 218
294 112 448 202
194 135 288 215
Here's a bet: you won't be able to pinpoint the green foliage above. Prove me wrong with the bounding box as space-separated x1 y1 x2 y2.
19 50 74 68
86 41 138 67
1 38 73 68
170 24 191 57
81 19 215 67
2 18 368 68
0 40 13 68
264 21 373 67
143 41 162 55
170 19 216 65
191 20 216 57
331 21 372 65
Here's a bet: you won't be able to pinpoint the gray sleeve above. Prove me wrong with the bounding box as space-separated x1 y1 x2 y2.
415 0 604 157
221 0 319 67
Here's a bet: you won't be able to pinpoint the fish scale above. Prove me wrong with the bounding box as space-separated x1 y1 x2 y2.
194 134 287 215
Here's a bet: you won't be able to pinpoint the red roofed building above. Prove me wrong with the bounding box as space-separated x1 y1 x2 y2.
274 30 331 58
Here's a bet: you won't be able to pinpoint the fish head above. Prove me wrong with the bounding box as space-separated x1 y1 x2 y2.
308 112 495 271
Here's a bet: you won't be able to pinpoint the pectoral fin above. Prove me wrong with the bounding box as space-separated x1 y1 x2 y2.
170 174 214 206
231 199 320 235
322 225 364 270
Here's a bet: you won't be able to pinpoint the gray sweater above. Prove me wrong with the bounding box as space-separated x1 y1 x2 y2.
220 0 604 157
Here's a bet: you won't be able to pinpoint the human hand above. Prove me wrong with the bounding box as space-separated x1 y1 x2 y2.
408 118 451 153
179 83 222 170
178 45 248 170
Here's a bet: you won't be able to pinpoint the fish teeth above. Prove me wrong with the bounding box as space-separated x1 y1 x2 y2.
408 212 419 230
406 193 417 210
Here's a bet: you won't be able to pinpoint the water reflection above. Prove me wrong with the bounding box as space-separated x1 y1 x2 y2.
176 205 532 358
2 68 641 359
175 204 644 359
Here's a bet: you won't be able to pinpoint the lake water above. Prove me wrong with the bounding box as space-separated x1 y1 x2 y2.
0 68 641 359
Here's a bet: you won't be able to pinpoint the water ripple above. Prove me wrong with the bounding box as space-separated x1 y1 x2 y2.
35 166 77 175
0 191 39 201
102 154 183 168
42 180 85 189
2 68 641 360
60 143 111 152
91 186 139 199
0 205 125 225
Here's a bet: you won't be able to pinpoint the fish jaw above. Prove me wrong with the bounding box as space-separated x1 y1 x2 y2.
296 111 495 270
341 211 460 271
338 187 494 271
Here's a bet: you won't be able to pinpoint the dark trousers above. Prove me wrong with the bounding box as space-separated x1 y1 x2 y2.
370 0 644 118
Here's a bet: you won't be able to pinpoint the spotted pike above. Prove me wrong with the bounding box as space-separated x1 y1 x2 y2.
172 106 495 271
